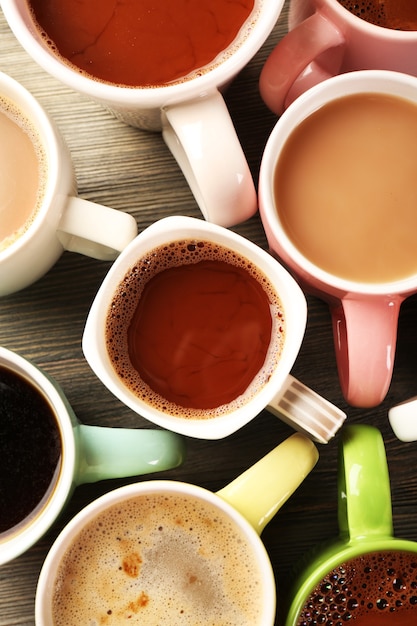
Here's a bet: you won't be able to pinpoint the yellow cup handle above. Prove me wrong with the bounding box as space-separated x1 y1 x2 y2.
216 433 319 535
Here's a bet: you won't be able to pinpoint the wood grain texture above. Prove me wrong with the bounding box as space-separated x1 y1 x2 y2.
1 3 417 624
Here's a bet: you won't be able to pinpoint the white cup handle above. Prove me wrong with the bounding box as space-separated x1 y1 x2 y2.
162 89 257 227
58 197 138 261
266 374 346 444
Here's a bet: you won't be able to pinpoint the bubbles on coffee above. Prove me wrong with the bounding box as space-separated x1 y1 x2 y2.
105 239 285 418
296 550 417 625
52 492 266 625
338 1 417 30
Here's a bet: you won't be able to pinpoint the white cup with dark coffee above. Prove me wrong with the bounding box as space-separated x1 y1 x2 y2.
1 0 285 227
82 215 346 442
0 71 138 296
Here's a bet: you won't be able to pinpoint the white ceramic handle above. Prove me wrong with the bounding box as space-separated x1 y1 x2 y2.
266 374 346 444
162 90 257 227
389 396 417 442
58 197 138 261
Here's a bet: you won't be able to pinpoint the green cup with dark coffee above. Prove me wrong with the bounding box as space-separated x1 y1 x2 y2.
285 424 417 625
0 346 186 565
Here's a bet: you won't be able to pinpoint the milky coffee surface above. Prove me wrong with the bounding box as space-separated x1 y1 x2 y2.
52 492 265 625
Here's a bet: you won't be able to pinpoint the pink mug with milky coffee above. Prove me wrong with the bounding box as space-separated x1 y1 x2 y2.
259 70 417 408
259 0 417 115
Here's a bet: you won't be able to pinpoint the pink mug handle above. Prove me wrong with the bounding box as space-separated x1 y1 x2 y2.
330 296 402 408
259 11 345 115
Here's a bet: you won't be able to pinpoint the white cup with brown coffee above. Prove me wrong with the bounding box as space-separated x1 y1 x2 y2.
1 0 285 227
0 71 138 296
35 432 319 625
82 215 346 442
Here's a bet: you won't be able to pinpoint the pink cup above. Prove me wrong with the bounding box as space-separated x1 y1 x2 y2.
259 0 417 115
259 69 417 408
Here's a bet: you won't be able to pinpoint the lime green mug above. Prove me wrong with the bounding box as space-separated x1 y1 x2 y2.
284 424 417 625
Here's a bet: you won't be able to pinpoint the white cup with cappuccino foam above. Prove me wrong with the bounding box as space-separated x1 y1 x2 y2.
35 433 319 625
0 71 137 296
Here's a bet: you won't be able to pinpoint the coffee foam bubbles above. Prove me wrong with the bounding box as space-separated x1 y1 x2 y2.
297 550 417 624
52 492 264 625
0 95 47 251
338 0 417 30
339 0 386 25
105 239 285 419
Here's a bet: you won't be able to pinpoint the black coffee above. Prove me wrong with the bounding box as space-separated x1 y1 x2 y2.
0 366 61 533
296 550 417 625
338 0 417 30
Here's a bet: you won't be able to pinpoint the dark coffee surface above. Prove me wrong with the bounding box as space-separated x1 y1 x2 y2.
0 367 61 533
128 258 275 408
338 0 417 30
296 551 417 625
106 241 284 415
27 0 255 86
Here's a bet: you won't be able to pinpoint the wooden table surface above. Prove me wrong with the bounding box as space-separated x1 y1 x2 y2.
2 3 417 624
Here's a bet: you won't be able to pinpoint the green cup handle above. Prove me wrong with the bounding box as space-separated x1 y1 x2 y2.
74 425 186 484
217 433 319 535
338 424 393 541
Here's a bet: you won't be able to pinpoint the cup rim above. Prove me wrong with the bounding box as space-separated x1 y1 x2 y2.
0 70 63 259
259 69 417 297
35 479 277 625
2 0 285 107
0 347 76 565
82 215 307 439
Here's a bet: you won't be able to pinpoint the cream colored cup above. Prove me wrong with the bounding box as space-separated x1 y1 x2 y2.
82 215 346 442
1 0 285 227
35 433 319 625
0 71 137 296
